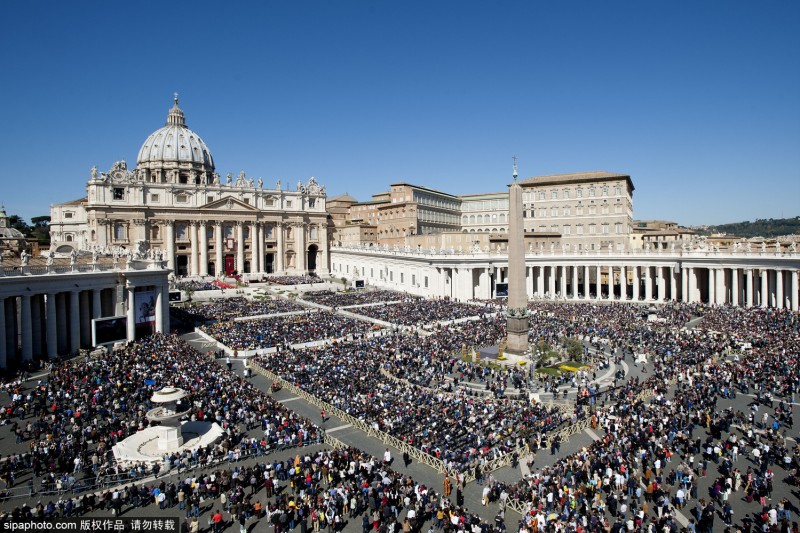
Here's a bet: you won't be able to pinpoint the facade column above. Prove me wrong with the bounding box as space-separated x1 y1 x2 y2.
775 270 784 310
745 269 754 307
255 223 264 274
188 222 199 276
251 222 260 274
633 266 641 301
296 222 307 272
572 266 579 300
20 295 32 362
760 269 768 307
79 291 91 348
319 223 329 273
69 291 80 354
680 267 687 303
126 287 136 342
594 265 603 300
644 266 652 301
791 270 799 311
276 222 286 272
199 222 209 276
236 222 245 274
583 265 590 299
46 293 57 358
214 222 223 277
731 268 739 307
165 220 176 272
0 298 5 369
619 265 626 300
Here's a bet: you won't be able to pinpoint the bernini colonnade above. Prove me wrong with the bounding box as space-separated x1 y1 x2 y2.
331 246 800 310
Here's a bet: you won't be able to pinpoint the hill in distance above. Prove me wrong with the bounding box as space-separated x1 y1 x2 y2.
693 216 800 239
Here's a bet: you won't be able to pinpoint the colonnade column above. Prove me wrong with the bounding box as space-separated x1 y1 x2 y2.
606 266 613 300
20 295 32 362
760 270 768 307
126 287 136 342
671 267 679 301
745 269 754 307
792 271 799 311
707 269 715 305
644 266 652 301
79 291 90 348
69 291 80 354
276 222 286 272
633 266 641 301
536 266 547 298
731 268 739 307
214 222 223 277
572 266 579 300
236 222 245 274
548 266 556 298
189 222 199 277
31 295 42 357
165 221 176 272
251 222 260 274
619 265 626 300
0 298 5 368
775 270 784 309
595 266 601 299
715 268 724 305
46 293 57 359
657 267 666 301
583 265 590 299
559 266 567 297
680 267 687 303
199 222 209 276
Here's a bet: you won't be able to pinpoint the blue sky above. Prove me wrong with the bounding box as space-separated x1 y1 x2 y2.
1 1 798 226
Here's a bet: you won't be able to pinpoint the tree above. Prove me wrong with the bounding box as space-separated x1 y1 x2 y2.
7 215 30 234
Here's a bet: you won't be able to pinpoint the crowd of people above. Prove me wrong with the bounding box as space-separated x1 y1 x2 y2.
265 275 321 286
350 301 498 327
0 334 320 500
7 447 512 533
302 290 414 308
200 311 380 351
186 296 308 323
174 280 223 292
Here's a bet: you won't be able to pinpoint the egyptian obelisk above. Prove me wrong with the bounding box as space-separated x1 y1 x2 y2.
506 158 529 354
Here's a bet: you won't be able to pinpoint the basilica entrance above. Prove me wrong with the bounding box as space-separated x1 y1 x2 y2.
307 244 318 272
225 255 235 276
176 256 188 276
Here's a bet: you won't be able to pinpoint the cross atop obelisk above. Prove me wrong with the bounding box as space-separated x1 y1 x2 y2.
506 157 529 354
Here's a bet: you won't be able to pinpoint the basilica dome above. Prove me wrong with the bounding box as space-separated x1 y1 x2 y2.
136 97 215 173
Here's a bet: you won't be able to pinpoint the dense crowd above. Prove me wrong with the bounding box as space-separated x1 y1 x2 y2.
0 334 320 497
174 280 223 292
255 326 565 476
265 275 321 286
303 290 414 308
497 305 799 532
6 447 511 533
187 296 308 322
350 301 498 327
200 311 380 351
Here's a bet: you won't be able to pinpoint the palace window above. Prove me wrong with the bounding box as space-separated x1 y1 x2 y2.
589 206 596 215
551 190 558 199
309 198 316 208
176 194 187 203
286 200 293 208
113 188 124 200
576 225 584 235
589 224 597 234
576 189 583 198
64 212 73 219
602 224 609 234
150 194 159 202
563 225 571 235
588 189 595 198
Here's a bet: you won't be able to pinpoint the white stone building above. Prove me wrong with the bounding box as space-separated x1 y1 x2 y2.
50 97 329 277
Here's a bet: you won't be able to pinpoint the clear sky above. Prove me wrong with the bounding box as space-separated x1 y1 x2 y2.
1 1 798 226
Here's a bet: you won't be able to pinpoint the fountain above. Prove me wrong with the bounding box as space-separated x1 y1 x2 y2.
112 386 224 464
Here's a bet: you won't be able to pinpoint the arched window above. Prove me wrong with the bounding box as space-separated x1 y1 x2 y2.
65 234 73 242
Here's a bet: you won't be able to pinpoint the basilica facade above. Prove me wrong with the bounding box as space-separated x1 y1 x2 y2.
50 97 329 277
